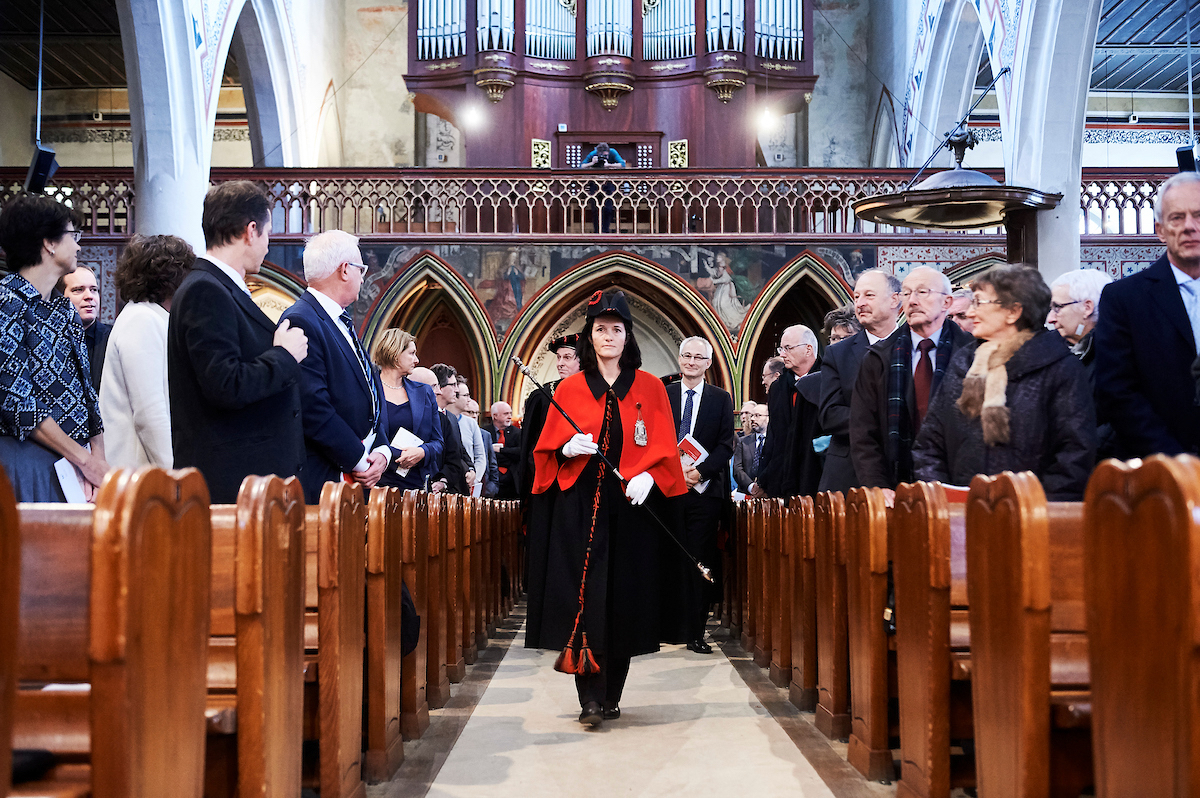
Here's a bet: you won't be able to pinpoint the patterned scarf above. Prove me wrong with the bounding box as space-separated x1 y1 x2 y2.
886 324 957 483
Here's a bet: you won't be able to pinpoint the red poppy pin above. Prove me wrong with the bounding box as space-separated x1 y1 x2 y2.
588 290 603 306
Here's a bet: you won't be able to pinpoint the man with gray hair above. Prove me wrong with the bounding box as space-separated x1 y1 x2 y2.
1095 170 1200 457
817 268 901 494
851 265 972 503
280 229 390 503
666 334 735 653
948 287 975 335
755 324 823 498
482 399 522 498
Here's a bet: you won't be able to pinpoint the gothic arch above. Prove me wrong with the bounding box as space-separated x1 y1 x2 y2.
946 253 1007 286
736 252 850 401
362 251 499 399
500 252 734 405
225 0 303 167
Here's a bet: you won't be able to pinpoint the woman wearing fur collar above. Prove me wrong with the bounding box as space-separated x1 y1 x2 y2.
912 264 1097 500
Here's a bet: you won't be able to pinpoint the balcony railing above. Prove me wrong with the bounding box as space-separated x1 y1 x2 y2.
0 167 1171 239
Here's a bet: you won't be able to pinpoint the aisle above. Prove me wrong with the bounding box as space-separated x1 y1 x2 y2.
407 624 839 798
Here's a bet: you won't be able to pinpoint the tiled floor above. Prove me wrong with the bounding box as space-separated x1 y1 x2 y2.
377 608 897 798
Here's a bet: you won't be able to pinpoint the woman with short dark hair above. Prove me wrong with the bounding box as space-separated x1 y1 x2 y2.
100 234 195 468
912 264 1096 499
0 195 109 500
526 290 686 726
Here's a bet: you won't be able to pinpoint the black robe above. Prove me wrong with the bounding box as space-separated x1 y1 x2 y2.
525 368 685 660
758 358 824 498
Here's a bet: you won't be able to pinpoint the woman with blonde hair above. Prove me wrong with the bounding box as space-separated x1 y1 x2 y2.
373 328 443 489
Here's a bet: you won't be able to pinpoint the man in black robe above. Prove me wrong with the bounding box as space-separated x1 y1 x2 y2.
754 324 824 498
517 332 580 508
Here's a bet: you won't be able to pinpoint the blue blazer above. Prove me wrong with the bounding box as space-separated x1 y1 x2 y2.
280 291 389 503
379 376 444 489
1094 253 1200 457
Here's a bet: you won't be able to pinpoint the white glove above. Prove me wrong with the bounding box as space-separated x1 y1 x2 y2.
625 472 655 505
562 432 599 459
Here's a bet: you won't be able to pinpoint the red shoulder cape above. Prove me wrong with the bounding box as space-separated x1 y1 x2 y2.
532 370 686 497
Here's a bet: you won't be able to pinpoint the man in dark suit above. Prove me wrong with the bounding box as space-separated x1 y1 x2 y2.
61 266 112 390
483 400 522 498
754 325 823 499
168 180 309 503
851 266 973 502
732 403 768 492
430 364 471 494
667 336 736 653
279 230 389 503
1095 172 1200 458
817 270 900 493
518 332 581 506
411 366 467 492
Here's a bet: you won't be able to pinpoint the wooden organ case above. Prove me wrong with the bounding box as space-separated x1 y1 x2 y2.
405 0 816 166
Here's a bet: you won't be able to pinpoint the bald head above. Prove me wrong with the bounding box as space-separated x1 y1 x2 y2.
410 366 438 388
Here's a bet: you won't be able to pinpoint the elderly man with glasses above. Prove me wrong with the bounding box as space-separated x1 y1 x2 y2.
849 265 973 505
754 324 824 499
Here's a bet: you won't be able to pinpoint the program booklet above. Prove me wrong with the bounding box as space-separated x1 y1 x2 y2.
677 433 711 494
390 427 425 477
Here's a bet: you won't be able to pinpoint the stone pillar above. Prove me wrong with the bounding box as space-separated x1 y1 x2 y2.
116 0 211 250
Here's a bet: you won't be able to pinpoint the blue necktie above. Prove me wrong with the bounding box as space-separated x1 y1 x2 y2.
1181 280 1200 353
341 309 380 424
679 388 695 443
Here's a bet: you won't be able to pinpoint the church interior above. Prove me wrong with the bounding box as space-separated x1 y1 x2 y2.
1 0 1195 796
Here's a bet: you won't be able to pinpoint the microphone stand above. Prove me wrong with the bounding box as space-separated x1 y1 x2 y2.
511 355 713 583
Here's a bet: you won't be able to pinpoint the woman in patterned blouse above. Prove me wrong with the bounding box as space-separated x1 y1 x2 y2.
0 195 110 501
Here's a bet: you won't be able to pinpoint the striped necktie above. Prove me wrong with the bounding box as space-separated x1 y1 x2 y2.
340 309 379 424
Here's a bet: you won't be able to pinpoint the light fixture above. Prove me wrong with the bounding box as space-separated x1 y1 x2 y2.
460 104 485 131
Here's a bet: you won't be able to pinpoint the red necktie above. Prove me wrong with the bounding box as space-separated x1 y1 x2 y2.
913 338 935 429
498 428 507 474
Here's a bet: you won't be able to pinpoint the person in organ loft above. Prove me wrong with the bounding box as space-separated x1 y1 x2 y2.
525 290 686 727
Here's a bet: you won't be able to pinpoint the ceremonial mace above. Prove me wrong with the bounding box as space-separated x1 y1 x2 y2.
511 355 713 583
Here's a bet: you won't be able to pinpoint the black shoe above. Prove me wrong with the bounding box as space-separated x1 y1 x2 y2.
602 702 621 720
687 639 713 654
578 701 603 726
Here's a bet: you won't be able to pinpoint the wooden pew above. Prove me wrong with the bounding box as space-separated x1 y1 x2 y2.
741 500 761 656
206 475 306 798
788 495 818 711
815 490 851 740
424 493 451 709
13 468 212 798
754 499 774 668
845 486 896 783
769 499 792 688
892 481 973 798
470 497 488 652
0 467 17 791
400 490 430 739
460 496 478 666
1084 454 1200 798
364 486 405 781
730 500 747 641
442 494 466 684
966 471 1091 798
303 481 367 798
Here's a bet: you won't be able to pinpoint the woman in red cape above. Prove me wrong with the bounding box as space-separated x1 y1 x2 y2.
525 290 686 726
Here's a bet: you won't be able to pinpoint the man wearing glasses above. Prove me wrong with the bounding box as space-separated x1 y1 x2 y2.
850 266 973 504
666 336 736 653
280 229 391 503
754 324 823 499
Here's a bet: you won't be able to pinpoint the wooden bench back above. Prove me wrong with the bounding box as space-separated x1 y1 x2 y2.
15 467 212 798
788 495 818 711
893 480 969 798
425 492 450 709
303 480 366 798
815 490 851 740
442 494 466 683
845 486 894 781
769 499 792 688
365 485 404 781
0 466 17 790
1085 454 1200 798
965 471 1089 798
400 490 430 739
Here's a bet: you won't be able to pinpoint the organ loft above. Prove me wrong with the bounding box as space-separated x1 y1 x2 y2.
404 0 816 166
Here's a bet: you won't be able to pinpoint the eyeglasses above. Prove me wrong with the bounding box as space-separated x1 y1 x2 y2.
347 262 368 276
899 288 947 301
970 297 1006 308
65 229 82 243
777 343 810 354
679 353 710 361
1048 300 1080 314
950 311 971 322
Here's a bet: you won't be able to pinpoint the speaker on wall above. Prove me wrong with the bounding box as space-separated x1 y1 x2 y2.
1177 145 1197 173
24 145 59 194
